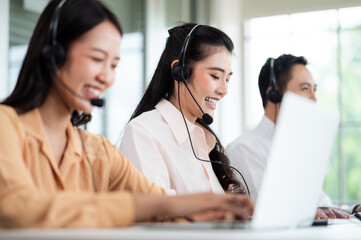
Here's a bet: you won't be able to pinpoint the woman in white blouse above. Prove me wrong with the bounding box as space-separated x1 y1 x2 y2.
120 23 245 195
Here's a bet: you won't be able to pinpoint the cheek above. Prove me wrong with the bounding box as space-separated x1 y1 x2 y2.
195 77 215 95
67 59 92 81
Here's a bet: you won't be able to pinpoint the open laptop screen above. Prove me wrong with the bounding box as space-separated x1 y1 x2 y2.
251 92 339 229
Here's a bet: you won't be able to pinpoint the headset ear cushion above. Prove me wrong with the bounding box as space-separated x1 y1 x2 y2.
171 63 191 82
267 89 283 104
41 43 65 65
41 44 53 64
171 63 184 82
53 44 65 65
182 64 191 79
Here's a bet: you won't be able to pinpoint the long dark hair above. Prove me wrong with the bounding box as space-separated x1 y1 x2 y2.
130 23 243 192
2 0 123 125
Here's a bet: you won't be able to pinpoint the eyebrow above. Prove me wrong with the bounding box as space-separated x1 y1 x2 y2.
91 47 120 60
207 67 233 75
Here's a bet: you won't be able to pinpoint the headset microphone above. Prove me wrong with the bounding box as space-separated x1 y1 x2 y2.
202 113 213 125
171 24 213 125
90 98 104 107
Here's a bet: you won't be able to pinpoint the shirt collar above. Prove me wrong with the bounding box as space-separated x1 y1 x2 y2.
20 108 82 157
155 99 216 152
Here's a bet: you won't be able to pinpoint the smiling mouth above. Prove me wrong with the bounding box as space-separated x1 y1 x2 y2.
85 86 101 98
205 96 218 105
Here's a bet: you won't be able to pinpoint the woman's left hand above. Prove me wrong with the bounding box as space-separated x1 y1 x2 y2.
315 207 350 219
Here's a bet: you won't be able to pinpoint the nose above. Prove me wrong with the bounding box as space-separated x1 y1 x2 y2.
98 64 115 87
217 79 228 97
309 90 317 102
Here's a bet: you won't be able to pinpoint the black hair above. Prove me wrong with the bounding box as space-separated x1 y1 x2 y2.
2 0 123 126
258 54 308 108
129 23 243 192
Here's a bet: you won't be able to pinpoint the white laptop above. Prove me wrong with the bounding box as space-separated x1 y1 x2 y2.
251 92 339 229
139 92 340 230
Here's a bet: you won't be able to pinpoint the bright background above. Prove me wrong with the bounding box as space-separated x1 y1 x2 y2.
0 0 360 205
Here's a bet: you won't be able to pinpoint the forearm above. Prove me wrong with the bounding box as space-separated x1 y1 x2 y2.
133 194 171 222
132 193 254 223
0 189 135 228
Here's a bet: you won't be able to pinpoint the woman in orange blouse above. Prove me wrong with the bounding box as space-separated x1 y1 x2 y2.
0 0 253 228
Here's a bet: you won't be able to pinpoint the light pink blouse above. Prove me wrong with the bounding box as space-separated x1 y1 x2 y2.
120 99 224 195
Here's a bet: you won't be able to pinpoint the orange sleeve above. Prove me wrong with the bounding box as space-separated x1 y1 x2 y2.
0 106 159 228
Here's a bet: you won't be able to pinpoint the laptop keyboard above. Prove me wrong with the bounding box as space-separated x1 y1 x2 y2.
328 218 361 225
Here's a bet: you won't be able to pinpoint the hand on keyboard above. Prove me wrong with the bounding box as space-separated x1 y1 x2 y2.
316 207 350 219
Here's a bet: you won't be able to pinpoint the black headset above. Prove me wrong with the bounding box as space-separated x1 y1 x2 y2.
171 24 201 83
267 58 283 104
41 0 66 73
170 24 213 125
170 24 249 194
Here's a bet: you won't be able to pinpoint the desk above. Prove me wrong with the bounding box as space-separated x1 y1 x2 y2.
0 224 360 240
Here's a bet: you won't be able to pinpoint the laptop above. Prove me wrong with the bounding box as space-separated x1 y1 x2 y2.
139 92 340 230
250 92 339 229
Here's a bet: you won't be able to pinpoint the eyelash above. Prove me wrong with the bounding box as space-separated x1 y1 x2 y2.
211 74 219 80
211 75 231 84
92 57 103 62
92 57 118 69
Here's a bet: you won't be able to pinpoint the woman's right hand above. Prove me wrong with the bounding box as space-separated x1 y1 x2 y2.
133 192 253 222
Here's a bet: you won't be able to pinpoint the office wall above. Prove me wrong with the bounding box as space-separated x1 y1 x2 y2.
1 0 360 138
243 0 361 19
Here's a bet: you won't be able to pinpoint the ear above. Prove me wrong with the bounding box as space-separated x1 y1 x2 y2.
171 59 179 69
265 86 272 95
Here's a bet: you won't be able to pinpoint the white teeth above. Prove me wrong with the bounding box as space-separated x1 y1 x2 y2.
86 87 101 97
205 97 218 105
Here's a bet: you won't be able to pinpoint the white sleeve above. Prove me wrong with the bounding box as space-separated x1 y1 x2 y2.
119 121 176 195
226 142 261 203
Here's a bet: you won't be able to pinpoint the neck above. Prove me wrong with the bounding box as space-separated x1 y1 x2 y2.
264 101 280 124
39 87 72 133
169 94 197 123
169 82 198 123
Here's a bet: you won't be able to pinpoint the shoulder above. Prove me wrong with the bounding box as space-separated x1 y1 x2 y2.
0 105 20 121
78 128 112 150
131 109 163 124
79 128 127 162
0 105 25 146
124 109 168 135
226 125 269 163
0 105 22 130
227 128 259 152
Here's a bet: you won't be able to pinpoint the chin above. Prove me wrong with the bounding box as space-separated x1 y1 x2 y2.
204 108 215 117
76 103 94 115
83 107 94 115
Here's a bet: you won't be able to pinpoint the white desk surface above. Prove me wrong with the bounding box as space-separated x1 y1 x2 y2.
0 223 360 240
